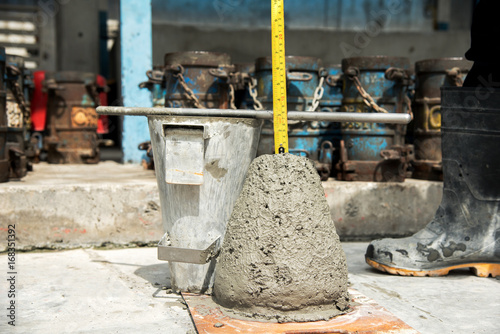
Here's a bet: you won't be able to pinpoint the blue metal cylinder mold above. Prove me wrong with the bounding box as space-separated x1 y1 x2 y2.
254 56 336 178
164 51 234 109
411 58 470 180
337 56 413 182
0 47 7 182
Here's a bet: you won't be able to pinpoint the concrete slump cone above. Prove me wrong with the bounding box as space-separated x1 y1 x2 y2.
213 154 350 322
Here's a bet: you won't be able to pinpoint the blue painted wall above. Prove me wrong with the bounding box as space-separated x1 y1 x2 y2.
120 0 153 163
151 0 432 32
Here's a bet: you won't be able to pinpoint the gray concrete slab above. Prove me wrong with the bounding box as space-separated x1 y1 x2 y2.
0 162 163 251
0 162 442 251
1 243 498 333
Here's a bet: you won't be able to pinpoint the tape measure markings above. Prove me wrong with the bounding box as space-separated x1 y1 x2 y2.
271 0 288 154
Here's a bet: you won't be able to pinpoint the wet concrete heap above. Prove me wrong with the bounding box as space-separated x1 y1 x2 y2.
213 154 350 322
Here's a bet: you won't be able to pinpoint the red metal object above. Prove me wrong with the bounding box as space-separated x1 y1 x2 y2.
182 288 419 334
96 74 108 134
31 70 48 131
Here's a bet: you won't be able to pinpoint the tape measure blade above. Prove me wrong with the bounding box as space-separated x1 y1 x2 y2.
271 0 288 154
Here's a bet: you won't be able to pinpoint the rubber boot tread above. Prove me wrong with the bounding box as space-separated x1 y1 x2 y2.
366 257 500 278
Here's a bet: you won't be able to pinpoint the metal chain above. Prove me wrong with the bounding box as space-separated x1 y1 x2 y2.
6 66 30 128
308 76 325 111
248 77 263 110
350 75 390 113
174 71 205 109
404 94 413 120
6 102 22 128
228 83 237 110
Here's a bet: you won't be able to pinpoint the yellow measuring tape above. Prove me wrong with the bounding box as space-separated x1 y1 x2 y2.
271 0 288 154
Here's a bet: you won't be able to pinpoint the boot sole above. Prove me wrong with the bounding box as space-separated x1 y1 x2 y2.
366 257 500 278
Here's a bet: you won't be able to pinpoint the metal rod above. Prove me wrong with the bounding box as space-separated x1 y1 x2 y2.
96 106 412 124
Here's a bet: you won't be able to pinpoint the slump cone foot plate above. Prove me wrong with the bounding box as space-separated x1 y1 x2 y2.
366 258 500 278
182 288 419 333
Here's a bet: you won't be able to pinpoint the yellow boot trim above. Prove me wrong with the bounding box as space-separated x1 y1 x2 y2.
366 257 500 278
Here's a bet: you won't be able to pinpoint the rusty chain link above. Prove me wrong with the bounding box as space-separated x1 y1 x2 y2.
404 94 413 120
6 65 30 129
171 65 205 109
248 77 263 110
346 67 390 114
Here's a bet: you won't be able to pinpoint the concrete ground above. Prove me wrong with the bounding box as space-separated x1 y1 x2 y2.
1 243 498 334
0 162 442 251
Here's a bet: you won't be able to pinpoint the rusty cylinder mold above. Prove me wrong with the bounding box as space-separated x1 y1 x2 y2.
411 58 471 181
0 47 8 182
43 71 103 164
164 51 233 109
213 154 350 323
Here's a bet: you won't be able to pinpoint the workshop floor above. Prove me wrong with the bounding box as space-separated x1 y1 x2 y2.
1 243 498 334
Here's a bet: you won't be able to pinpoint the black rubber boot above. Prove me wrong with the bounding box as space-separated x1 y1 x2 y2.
365 87 500 277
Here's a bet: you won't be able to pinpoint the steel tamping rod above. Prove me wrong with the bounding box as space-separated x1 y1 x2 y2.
96 106 412 124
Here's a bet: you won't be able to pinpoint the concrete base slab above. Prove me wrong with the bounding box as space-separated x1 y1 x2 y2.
325 179 443 240
0 162 163 251
1 244 498 333
0 162 442 251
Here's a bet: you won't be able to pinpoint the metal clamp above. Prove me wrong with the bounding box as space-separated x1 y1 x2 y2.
139 69 165 89
326 75 342 87
380 145 414 164
43 79 65 92
208 66 238 109
208 68 229 79
286 71 313 81
385 67 412 86
147 69 165 83
157 234 221 264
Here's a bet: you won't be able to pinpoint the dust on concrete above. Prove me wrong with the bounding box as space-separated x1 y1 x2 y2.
213 154 350 323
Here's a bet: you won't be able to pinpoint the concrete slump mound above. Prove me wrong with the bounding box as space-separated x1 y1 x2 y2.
213 154 350 322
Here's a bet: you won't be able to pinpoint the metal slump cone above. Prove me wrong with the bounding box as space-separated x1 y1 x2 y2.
213 154 350 323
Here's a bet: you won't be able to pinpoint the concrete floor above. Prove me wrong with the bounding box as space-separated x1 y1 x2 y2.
1 243 498 334
0 162 442 251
